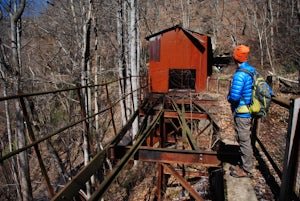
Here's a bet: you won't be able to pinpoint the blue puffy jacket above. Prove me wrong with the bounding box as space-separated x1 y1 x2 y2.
227 62 255 118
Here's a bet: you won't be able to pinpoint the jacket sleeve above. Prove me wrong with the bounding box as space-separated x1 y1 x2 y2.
227 72 245 104
268 84 275 96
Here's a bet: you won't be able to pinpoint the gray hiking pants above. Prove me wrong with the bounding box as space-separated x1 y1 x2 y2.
234 117 253 173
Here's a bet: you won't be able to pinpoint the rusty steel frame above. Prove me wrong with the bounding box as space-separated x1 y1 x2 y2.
87 94 222 201
170 100 199 150
163 163 205 201
1 87 223 201
163 110 208 119
143 94 222 201
108 146 221 166
2 74 298 201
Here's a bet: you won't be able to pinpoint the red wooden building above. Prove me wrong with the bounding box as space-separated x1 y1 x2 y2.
146 25 212 93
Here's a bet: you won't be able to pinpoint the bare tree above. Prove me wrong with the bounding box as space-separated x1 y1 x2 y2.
275 0 300 72
117 0 128 126
0 41 22 200
80 0 93 197
129 0 138 140
0 0 33 200
180 0 190 28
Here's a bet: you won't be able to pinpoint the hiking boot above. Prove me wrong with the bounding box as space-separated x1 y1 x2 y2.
230 166 252 178
229 165 241 172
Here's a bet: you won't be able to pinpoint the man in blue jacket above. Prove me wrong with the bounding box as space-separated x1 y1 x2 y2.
227 45 255 178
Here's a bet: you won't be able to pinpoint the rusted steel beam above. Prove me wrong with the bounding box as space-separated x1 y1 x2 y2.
193 101 220 132
52 151 106 201
146 134 183 145
148 95 218 107
162 94 218 105
0 76 146 102
193 99 218 105
172 99 218 106
162 163 205 201
108 146 221 166
181 105 188 146
164 111 208 119
157 164 164 201
195 120 212 138
171 100 199 150
160 96 166 148
105 82 117 136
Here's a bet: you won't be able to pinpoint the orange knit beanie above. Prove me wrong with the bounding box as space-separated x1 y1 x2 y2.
233 45 250 63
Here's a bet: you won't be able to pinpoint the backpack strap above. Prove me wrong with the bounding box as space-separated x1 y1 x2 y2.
237 68 255 79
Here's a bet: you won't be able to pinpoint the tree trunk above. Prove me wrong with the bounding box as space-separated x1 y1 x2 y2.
267 0 275 73
80 0 92 197
16 102 33 201
2 79 22 200
0 0 32 200
180 0 190 28
117 0 128 126
93 13 101 151
129 0 138 140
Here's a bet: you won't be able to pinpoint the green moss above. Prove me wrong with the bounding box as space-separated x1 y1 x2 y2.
50 106 67 125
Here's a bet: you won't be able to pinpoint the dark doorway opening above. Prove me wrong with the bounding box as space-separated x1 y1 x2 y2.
169 69 196 90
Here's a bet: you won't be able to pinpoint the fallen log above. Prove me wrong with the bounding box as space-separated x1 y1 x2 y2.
268 71 300 94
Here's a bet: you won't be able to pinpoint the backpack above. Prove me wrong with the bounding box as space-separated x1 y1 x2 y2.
238 68 272 118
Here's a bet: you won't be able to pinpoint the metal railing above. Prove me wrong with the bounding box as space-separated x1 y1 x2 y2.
0 75 148 200
253 97 299 201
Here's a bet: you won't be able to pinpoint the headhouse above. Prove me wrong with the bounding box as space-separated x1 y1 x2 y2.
145 25 212 93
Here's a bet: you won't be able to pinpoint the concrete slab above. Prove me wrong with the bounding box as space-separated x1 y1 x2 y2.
221 139 258 201
223 162 258 201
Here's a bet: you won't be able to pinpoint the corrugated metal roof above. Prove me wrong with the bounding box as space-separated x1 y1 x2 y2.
145 24 206 53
